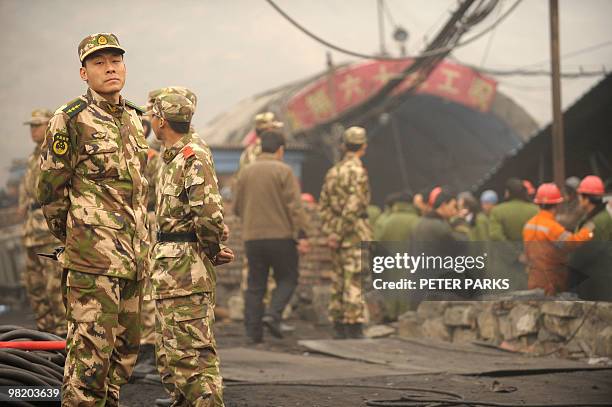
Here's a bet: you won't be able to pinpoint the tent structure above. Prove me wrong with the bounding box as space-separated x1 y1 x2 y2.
202 59 539 204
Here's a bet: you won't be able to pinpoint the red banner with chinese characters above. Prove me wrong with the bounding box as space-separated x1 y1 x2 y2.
286 59 497 132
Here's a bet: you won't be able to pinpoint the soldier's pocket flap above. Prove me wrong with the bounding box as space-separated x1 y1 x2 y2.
82 208 125 230
162 185 183 197
153 242 185 259
173 303 209 322
135 136 149 149
83 138 119 154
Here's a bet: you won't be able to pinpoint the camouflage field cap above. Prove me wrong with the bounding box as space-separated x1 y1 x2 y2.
150 94 194 123
254 112 283 131
78 33 125 62
23 109 53 125
147 86 197 111
343 126 367 145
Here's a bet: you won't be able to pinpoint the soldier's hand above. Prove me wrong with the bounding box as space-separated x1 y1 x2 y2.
214 247 234 266
297 238 310 254
222 224 230 241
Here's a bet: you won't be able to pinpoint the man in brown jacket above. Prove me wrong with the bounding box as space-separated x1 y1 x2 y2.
234 130 309 343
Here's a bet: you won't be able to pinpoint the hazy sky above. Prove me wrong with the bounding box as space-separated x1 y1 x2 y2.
1 0 611 185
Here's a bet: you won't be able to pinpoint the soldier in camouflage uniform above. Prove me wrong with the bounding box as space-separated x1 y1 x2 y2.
37 33 149 406
139 91 162 349
149 93 233 406
319 127 372 339
18 109 67 336
140 87 201 349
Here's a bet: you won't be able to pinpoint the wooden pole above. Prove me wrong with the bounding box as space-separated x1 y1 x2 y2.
549 0 565 187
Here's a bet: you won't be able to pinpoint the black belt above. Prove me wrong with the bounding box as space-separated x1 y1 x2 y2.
30 203 42 211
156 231 198 242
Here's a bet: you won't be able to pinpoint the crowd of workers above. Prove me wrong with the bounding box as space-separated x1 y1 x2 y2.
368 175 612 300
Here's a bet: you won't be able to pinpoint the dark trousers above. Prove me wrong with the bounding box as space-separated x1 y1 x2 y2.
244 239 299 339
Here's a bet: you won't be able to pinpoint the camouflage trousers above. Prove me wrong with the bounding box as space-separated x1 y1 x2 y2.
24 244 67 336
328 246 366 324
141 277 157 345
62 270 142 407
155 293 224 407
142 211 158 346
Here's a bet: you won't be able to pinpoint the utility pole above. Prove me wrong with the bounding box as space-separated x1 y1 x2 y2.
377 0 387 55
549 0 565 187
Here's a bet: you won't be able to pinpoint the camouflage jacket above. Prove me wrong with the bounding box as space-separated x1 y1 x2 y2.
151 131 225 299
319 152 372 247
237 139 261 173
144 148 162 212
19 145 60 247
37 88 150 280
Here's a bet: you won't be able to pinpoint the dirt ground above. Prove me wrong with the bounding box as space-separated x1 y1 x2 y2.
2 306 612 407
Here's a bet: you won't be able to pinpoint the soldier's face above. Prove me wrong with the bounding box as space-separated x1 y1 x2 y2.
80 51 126 96
29 123 46 144
151 114 163 141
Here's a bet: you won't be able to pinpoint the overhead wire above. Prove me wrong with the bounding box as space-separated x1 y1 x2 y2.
265 0 522 61
461 64 607 78
518 39 612 68
480 0 503 66
457 39 612 77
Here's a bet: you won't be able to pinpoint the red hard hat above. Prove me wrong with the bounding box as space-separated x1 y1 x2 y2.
577 175 604 196
301 193 316 204
428 186 442 207
534 183 564 204
523 180 535 196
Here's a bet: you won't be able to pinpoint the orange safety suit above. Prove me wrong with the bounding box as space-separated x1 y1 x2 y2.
523 210 592 295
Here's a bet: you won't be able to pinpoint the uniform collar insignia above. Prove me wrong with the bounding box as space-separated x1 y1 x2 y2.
163 132 193 163
87 88 125 115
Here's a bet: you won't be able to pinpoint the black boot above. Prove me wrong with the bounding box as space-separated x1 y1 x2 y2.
262 315 283 339
346 323 364 339
333 322 347 339
154 397 172 407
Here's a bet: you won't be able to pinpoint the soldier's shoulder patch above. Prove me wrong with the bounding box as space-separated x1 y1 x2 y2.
51 133 70 156
182 146 195 160
62 98 88 119
125 99 146 115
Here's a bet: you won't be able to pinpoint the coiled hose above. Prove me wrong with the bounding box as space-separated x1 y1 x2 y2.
0 325 66 407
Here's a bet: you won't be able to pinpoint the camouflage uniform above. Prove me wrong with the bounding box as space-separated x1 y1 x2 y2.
319 127 372 326
141 147 162 346
150 94 225 406
19 109 67 336
141 87 198 347
237 139 261 171
37 33 149 406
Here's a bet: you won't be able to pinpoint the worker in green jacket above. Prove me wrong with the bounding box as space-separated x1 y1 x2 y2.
489 178 538 241
373 191 401 240
569 175 612 300
487 179 537 289
376 190 420 241
367 204 382 230
471 190 498 241
457 192 490 241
